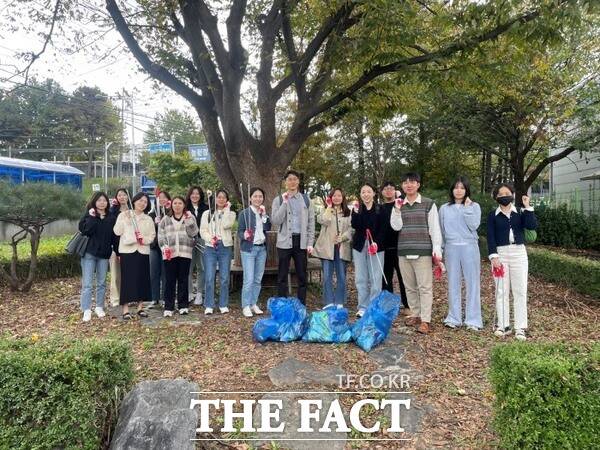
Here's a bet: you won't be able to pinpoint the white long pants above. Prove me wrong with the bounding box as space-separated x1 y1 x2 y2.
495 244 528 330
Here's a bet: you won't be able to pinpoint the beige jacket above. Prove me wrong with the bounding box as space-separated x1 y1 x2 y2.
113 211 156 255
200 208 236 247
313 207 353 261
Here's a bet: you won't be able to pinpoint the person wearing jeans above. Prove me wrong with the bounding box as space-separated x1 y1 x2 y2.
78 191 115 322
158 196 199 316
186 186 209 306
313 188 353 308
439 176 482 331
390 172 443 335
351 183 386 317
238 187 272 317
271 170 315 305
487 183 537 341
200 189 236 314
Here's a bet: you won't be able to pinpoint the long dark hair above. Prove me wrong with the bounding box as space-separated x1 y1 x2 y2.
86 191 110 215
448 176 472 204
329 187 351 217
130 192 151 213
186 186 205 211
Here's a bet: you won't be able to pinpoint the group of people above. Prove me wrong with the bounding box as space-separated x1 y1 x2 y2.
78 169 537 340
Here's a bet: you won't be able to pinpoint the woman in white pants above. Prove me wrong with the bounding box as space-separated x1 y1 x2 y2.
486 183 537 341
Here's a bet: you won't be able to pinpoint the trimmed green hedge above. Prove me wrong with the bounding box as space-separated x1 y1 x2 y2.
0 236 81 284
0 335 134 450
535 204 600 251
490 343 600 450
528 247 600 299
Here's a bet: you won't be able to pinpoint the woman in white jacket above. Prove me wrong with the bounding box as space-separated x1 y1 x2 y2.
312 188 353 309
200 189 236 315
113 192 155 320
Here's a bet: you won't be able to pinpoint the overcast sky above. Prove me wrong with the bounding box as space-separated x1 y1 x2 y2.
0 5 194 147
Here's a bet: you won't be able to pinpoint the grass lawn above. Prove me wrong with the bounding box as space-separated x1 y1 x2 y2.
0 263 598 449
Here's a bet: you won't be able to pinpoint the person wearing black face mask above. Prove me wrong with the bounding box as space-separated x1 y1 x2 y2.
487 183 538 342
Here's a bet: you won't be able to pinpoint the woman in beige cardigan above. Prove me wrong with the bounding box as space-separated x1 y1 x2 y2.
113 192 155 320
200 189 236 315
313 188 353 309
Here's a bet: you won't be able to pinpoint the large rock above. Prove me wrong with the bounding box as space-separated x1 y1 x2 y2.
110 379 199 450
268 357 345 387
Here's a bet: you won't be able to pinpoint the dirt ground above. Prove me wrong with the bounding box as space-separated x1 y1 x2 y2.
0 264 598 449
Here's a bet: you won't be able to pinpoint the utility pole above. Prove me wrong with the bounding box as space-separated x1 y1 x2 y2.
130 95 136 193
118 87 125 178
104 142 114 191
171 134 175 155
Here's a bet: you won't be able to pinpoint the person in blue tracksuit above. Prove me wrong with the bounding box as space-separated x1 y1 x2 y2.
439 176 482 331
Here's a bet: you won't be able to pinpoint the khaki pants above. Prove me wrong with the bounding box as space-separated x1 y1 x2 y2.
109 251 121 307
399 256 433 323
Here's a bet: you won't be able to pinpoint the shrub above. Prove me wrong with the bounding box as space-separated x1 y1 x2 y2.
0 335 134 450
527 247 600 299
535 204 600 250
489 343 600 450
0 236 81 285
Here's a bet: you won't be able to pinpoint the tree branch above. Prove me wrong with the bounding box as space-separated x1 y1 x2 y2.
307 8 541 121
105 0 209 112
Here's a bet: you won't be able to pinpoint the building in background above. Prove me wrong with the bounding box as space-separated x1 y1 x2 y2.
549 149 600 215
0 156 84 190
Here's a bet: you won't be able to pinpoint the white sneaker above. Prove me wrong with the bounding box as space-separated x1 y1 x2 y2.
242 306 253 317
356 309 365 318
466 325 481 332
179 308 189 315
494 327 512 337
94 307 106 318
193 292 203 306
337 304 344 309
204 307 213 315
82 310 92 322
163 310 173 317
323 303 335 310
251 304 263 315
220 307 229 314
515 329 527 341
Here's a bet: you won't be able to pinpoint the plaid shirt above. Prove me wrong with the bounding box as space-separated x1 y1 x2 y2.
157 215 199 259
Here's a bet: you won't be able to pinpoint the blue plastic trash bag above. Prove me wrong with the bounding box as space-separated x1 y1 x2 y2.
352 291 401 352
252 297 309 342
302 308 353 343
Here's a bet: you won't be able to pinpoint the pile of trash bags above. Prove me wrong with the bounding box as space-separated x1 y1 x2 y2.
252 291 401 352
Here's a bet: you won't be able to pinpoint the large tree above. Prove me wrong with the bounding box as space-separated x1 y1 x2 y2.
98 0 586 202
2 1 589 201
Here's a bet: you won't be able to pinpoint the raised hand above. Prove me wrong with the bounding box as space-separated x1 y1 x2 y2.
325 196 333 208
394 198 404 209
464 197 473 206
88 208 96 217
522 195 531 208
353 201 360 213
282 192 289 203
258 205 266 215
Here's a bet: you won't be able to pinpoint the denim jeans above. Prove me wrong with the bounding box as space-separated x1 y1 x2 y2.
149 246 166 302
352 242 384 311
321 246 347 306
80 252 109 311
188 243 205 297
241 245 267 307
203 241 232 308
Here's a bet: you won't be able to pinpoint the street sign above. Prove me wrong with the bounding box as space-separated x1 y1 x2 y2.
147 141 174 154
189 144 211 162
92 184 101 192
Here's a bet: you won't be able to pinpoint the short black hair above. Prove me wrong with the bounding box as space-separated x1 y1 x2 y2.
215 188 229 202
448 176 472 204
131 192 151 213
492 182 514 198
249 187 265 200
381 181 396 191
284 169 301 180
400 172 421 184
